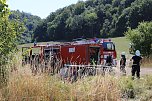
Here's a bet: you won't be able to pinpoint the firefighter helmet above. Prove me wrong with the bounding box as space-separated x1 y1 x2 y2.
135 50 140 56
121 52 125 56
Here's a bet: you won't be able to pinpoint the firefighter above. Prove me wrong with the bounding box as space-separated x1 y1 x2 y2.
130 50 142 79
105 54 113 66
34 39 37 46
102 54 113 75
120 52 126 74
72 67 77 82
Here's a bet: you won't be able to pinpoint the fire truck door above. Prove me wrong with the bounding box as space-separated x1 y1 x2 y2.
89 47 100 65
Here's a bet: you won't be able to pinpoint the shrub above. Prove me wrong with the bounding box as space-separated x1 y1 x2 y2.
125 22 152 57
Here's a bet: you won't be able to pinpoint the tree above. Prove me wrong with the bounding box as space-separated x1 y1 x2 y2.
9 10 42 43
84 12 98 37
73 1 85 15
0 0 25 88
125 22 152 56
66 15 84 39
128 0 152 29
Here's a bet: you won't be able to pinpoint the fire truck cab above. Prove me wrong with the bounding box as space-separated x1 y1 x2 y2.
99 39 117 66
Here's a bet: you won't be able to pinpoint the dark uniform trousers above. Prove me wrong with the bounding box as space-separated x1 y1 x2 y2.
132 64 140 78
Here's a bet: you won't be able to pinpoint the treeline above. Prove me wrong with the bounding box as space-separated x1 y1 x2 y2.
9 10 42 44
33 0 152 42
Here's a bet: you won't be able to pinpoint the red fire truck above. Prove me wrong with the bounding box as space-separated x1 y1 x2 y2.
60 39 117 66
22 38 117 66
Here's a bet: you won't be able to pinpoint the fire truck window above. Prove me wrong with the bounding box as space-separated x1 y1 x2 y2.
32 48 41 55
103 42 115 50
44 50 51 55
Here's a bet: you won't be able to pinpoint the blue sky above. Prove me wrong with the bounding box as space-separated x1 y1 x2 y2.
7 0 85 19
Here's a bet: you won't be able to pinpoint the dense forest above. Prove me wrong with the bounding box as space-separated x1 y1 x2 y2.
32 0 152 42
10 0 152 42
9 10 42 43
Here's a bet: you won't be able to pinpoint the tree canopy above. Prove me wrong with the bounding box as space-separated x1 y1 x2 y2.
33 0 152 42
6 0 152 43
0 1 24 61
9 10 42 44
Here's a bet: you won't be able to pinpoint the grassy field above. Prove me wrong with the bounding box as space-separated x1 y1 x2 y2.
111 37 131 59
0 37 152 101
112 37 152 67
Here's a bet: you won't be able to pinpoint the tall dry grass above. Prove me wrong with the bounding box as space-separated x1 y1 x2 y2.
1 65 152 101
74 76 121 101
141 56 152 67
1 52 152 101
0 64 121 101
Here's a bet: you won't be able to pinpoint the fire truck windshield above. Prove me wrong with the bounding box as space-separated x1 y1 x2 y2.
102 42 115 51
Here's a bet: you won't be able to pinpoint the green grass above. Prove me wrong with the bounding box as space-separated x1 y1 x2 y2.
112 37 131 59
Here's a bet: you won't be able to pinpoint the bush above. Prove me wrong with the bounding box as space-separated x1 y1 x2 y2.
0 1 25 88
125 22 152 57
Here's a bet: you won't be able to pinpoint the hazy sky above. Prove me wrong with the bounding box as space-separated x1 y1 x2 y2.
7 0 85 19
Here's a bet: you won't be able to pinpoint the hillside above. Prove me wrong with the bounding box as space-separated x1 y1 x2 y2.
9 10 42 44
33 0 152 42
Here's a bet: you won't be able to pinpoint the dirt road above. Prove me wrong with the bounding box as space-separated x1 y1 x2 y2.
114 60 152 77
